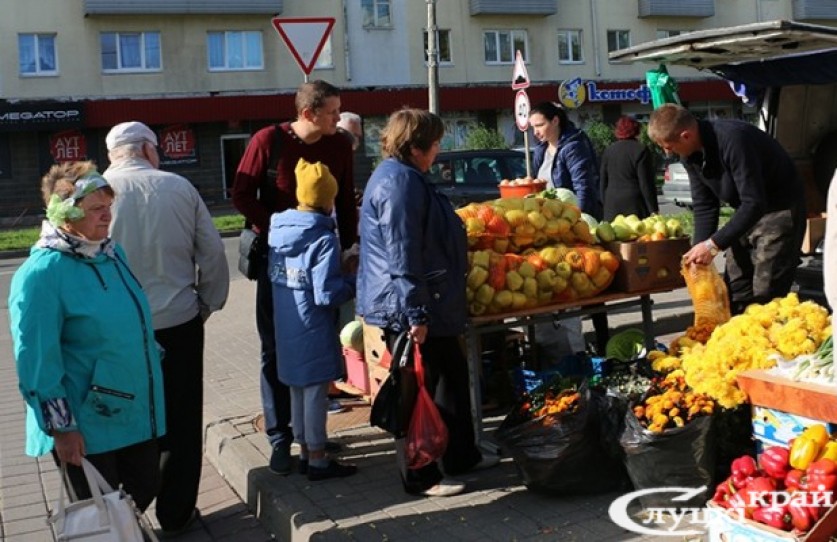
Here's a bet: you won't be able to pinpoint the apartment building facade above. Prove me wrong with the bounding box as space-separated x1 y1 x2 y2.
1 0 835 218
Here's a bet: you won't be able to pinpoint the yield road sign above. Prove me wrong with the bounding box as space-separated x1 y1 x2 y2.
511 50 530 90
515 90 530 131
271 17 335 76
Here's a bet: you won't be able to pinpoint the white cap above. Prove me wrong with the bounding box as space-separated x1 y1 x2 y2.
105 121 158 150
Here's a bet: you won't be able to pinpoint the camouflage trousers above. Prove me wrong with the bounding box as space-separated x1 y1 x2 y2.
723 202 807 315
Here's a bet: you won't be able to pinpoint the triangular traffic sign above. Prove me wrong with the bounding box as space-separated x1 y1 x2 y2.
511 50 530 90
271 17 335 76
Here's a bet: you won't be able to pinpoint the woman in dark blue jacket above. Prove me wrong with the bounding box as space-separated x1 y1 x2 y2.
530 101 603 220
357 108 498 497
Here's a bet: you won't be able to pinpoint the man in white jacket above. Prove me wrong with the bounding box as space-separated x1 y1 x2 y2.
104 121 229 535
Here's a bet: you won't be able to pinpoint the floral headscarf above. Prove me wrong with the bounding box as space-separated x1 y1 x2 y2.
45 172 110 228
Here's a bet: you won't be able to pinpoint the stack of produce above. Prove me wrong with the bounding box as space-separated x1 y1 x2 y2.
457 197 594 254
513 375 579 421
631 369 715 433
711 424 837 534
680 293 832 409
592 213 685 244
465 244 619 315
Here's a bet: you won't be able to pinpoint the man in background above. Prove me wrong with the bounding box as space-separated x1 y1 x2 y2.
338 111 363 152
232 80 358 476
104 121 229 535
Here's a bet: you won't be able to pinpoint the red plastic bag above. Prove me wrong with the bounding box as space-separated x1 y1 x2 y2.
405 344 449 469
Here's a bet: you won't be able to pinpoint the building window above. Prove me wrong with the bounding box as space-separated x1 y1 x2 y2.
606 30 630 53
207 31 263 71
423 29 452 64
101 32 161 73
657 29 685 39
362 0 391 28
557 30 583 63
314 37 333 69
484 30 528 64
18 34 57 76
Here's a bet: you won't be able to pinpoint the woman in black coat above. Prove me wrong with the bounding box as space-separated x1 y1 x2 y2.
599 116 659 221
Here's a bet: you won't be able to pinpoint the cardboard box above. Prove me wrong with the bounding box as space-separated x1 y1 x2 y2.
362 321 387 367
802 213 827 254
603 238 690 293
751 405 836 454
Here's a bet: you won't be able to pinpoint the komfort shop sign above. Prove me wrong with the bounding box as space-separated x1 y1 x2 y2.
558 78 652 109
0 101 84 131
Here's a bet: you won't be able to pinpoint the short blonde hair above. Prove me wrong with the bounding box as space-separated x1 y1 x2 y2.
648 104 697 143
380 108 445 162
40 160 113 206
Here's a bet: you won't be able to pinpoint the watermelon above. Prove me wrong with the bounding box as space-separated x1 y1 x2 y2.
605 328 646 361
340 320 364 352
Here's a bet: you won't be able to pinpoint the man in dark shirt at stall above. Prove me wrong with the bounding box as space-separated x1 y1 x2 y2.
648 103 806 314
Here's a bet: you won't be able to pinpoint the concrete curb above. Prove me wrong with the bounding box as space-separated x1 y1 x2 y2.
204 418 337 542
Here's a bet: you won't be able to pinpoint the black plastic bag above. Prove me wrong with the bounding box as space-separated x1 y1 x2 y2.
370 333 416 438
620 408 716 509
496 383 628 495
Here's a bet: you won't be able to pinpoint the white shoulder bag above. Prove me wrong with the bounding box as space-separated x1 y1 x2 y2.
48 458 158 541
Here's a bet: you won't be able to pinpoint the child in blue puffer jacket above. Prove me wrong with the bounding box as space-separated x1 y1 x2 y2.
268 158 357 481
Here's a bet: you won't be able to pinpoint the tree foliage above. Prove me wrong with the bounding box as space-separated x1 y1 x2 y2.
464 125 508 150
583 121 615 156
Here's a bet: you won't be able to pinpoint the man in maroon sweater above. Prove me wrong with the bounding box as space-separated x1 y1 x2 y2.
232 80 358 475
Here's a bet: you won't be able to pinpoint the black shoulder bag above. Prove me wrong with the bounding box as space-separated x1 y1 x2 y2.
370 332 417 438
237 124 283 280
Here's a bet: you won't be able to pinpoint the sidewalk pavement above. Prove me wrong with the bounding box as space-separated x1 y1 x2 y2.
0 271 705 541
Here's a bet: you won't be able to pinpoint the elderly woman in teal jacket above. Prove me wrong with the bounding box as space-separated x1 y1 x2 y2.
9 160 165 511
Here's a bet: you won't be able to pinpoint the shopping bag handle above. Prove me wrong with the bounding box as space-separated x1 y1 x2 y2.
52 459 114 532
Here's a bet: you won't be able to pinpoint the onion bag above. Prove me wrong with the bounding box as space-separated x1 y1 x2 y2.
681 262 730 331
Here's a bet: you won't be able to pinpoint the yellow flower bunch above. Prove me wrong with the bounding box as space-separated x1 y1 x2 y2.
681 293 831 408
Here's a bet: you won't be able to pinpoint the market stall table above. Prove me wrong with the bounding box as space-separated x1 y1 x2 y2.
466 284 682 445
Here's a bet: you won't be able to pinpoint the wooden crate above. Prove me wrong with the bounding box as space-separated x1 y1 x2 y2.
736 369 837 424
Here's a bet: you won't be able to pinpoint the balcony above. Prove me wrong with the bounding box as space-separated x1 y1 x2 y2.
84 0 281 15
638 0 714 18
470 0 557 16
792 0 837 21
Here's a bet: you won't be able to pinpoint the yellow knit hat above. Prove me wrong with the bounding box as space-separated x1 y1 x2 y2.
295 158 338 210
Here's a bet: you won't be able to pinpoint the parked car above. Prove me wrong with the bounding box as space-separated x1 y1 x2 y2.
429 149 528 207
662 161 692 208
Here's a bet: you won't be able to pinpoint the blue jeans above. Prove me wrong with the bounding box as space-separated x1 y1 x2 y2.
290 382 329 452
257 258 292 448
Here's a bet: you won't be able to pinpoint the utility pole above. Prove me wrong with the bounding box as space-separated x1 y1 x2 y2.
426 0 439 113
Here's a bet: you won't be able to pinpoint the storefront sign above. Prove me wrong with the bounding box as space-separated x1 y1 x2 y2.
49 129 88 162
158 124 198 167
558 79 652 109
0 101 84 131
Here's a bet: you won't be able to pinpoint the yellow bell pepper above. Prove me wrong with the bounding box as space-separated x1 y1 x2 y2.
818 440 837 462
804 424 830 448
790 425 830 470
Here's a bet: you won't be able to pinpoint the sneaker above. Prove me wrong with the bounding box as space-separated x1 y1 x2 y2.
269 444 292 476
327 399 346 414
298 458 308 475
471 453 500 472
421 478 466 497
307 460 357 481
324 440 343 454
